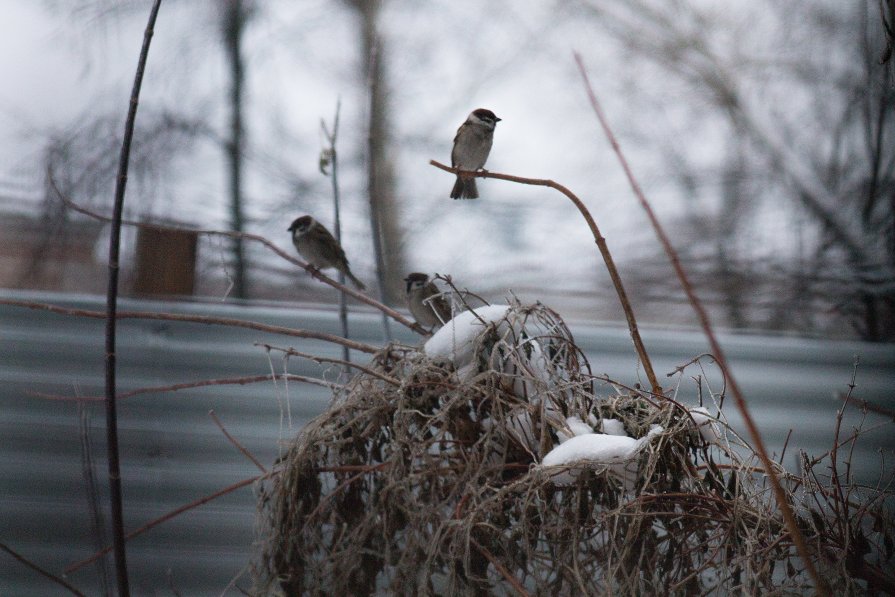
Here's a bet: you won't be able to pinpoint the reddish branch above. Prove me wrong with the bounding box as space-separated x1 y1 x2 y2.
258 342 401 386
28 373 340 403
428 160 661 395
209 410 268 474
838 393 895 420
573 52 828 595
65 474 267 575
0 542 88 597
472 540 533 597
0 298 380 354
51 185 426 336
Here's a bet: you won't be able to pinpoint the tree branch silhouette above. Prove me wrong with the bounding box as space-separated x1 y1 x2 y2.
103 3 162 593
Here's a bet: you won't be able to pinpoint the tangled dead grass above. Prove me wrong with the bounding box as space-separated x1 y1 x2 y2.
252 302 893 596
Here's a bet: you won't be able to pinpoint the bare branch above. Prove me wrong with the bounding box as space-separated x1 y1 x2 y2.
49 181 428 336
0 298 382 354
258 342 401 386
209 410 268 474
0 542 88 597
27 373 341 403
65 474 268 575
104 3 163 593
428 159 661 394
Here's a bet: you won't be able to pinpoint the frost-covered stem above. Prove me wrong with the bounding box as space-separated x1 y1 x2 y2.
428 159 661 395
104 2 162 594
573 52 829 595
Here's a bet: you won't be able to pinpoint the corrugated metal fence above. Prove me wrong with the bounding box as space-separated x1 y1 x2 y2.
1 290 892 595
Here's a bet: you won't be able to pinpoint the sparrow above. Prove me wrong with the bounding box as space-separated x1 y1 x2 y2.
450 108 501 199
288 215 366 290
404 272 452 328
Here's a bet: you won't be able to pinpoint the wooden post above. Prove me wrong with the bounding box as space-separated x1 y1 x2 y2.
133 225 197 296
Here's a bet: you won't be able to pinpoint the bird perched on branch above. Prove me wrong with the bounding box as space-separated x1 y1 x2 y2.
288 215 366 290
450 108 501 199
405 272 452 329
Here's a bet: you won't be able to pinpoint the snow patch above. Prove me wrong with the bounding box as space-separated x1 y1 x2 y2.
557 416 595 443
423 304 511 362
600 418 627 436
541 426 664 488
688 406 720 444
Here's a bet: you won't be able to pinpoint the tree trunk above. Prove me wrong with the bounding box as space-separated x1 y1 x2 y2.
352 0 405 307
223 0 249 298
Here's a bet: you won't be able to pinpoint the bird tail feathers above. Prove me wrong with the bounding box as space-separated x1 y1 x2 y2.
450 176 478 199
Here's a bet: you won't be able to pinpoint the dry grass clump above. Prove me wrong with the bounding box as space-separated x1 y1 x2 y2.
252 303 893 596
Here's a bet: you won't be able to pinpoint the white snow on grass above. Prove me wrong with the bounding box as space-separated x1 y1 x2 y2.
541 425 664 488
600 418 627 436
423 304 511 361
544 433 639 466
423 305 510 359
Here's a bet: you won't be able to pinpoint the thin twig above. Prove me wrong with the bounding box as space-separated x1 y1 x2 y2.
837 393 895 420
364 36 394 342
65 474 268 575
104 3 162 594
0 298 381 353
258 342 401 386
209 410 268 474
472 540 532 597
429 159 660 395
321 98 353 371
779 429 793 465
28 373 340 403
573 51 828 595
0 542 88 597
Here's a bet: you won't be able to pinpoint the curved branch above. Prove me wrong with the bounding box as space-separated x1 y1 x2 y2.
104 3 163 593
428 159 661 395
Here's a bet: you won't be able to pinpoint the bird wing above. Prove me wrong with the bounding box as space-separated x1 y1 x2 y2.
451 123 464 168
312 225 349 267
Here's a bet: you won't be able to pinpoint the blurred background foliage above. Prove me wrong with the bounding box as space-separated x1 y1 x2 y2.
0 0 892 340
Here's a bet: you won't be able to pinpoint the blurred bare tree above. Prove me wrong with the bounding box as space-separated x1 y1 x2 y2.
220 0 256 298
581 0 895 340
33 0 273 299
346 0 406 307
